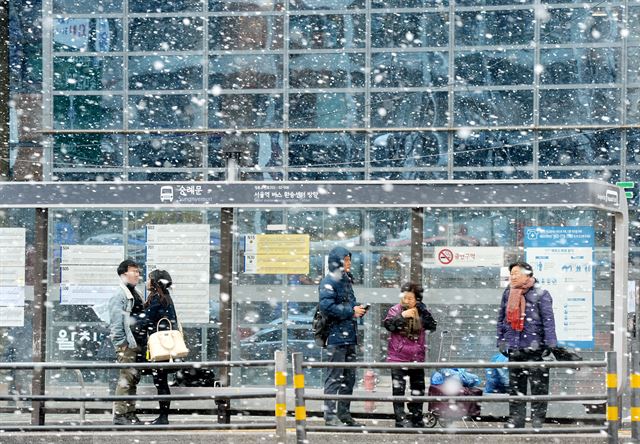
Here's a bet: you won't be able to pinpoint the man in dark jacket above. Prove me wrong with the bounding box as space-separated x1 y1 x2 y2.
496 261 557 429
319 246 367 427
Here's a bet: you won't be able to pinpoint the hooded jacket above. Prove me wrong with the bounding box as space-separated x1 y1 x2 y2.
496 283 558 351
318 246 358 347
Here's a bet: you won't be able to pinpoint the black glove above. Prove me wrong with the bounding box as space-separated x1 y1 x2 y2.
498 342 509 357
541 347 554 360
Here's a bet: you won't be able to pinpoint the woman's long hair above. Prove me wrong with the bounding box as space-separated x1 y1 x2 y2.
145 269 174 308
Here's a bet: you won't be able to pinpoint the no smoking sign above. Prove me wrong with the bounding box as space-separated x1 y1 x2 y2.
437 248 454 265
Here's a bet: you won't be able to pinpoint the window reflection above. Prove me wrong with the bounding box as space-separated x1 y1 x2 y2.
53 56 123 91
454 90 533 127
372 52 447 88
129 55 203 90
54 95 123 130
128 94 204 129
538 130 620 166
290 54 364 88
53 18 122 52
372 13 448 48
540 48 619 84
371 92 448 127
455 50 533 86
289 14 365 49
209 16 283 50
208 94 283 128
210 55 282 89
541 7 621 44
455 10 533 46
371 131 447 168
454 130 533 168
289 132 364 167
129 17 204 52
289 93 364 128
54 134 124 167
128 135 204 168
539 89 619 125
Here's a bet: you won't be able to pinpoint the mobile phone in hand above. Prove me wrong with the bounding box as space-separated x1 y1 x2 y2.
363 303 371 312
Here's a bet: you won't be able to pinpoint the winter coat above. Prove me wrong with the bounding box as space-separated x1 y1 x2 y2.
108 282 143 348
136 291 178 349
318 246 358 347
384 302 436 363
496 283 558 351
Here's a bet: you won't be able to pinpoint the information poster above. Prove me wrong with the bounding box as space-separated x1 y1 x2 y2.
60 245 124 305
146 224 210 324
243 234 310 274
0 228 26 326
524 226 594 349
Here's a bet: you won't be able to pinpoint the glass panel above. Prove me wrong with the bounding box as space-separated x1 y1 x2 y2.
540 48 620 84
372 13 448 48
627 129 640 165
629 8 640 45
128 56 203 90
455 10 534 46
372 52 447 88
541 7 622 44
209 0 284 12
370 170 448 180
208 94 283 128
289 132 364 167
372 0 447 8
54 0 123 13
128 135 204 168
289 93 364 128
290 54 364 88
289 14 366 49
290 0 364 10
627 88 640 124
457 0 530 4
371 131 448 167
53 57 123 91
128 172 205 181
453 170 533 180
539 129 620 166
129 0 204 12
129 18 204 52
209 16 283 50
454 130 534 168
208 133 283 169
127 94 205 129
52 172 125 181
210 55 283 89
539 88 620 125
53 19 123 53
455 50 533 86
454 90 533 127
621 170 640 209
538 169 619 182
289 171 365 180
54 95 123 130
54 134 124 168
628 47 640 84
371 92 448 127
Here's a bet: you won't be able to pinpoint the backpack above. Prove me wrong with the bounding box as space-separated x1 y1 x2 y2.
312 305 330 348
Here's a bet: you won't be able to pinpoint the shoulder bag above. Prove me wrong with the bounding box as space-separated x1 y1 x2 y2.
147 317 189 362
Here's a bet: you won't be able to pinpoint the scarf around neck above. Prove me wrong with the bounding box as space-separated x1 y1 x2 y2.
400 303 422 340
506 277 535 331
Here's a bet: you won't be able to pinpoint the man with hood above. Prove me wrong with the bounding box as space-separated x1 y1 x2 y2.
108 259 146 425
496 261 557 429
319 246 367 427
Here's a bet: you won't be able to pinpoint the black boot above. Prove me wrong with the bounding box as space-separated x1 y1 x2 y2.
393 402 411 427
148 401 170 425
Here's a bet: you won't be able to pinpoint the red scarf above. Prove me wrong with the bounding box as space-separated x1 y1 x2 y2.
506 277 534 331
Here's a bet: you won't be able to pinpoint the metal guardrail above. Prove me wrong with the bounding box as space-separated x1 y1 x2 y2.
291 351 616 444
0 353 288 444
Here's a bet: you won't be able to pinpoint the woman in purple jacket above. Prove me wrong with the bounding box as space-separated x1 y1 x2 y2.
497 261 557 429
384 282 437 428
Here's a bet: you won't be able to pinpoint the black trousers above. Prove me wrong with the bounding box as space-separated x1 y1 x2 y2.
508 349 549 426
323 344 357 420
391 367 425 421
152 369 171 415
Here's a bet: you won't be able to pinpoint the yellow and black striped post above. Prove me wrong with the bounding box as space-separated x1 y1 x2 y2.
274 350 287 443
606 351 619 444
632 350 640 442
292 352 307 444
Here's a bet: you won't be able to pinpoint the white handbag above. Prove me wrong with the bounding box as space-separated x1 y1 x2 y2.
147 317 189 362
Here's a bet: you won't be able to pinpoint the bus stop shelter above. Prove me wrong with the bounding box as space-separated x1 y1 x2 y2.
0 179 629 424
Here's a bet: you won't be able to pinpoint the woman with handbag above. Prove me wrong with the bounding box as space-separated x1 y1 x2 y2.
139 269 179 425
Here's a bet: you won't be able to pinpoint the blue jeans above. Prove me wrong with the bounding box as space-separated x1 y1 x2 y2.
323 344 357 420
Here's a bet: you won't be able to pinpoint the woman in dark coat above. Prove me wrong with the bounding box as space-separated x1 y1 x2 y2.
140 269 178 425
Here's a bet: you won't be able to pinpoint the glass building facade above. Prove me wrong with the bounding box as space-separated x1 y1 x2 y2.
1 0 638 401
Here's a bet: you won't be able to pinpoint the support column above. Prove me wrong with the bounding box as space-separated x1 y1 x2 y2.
31 208 48 425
